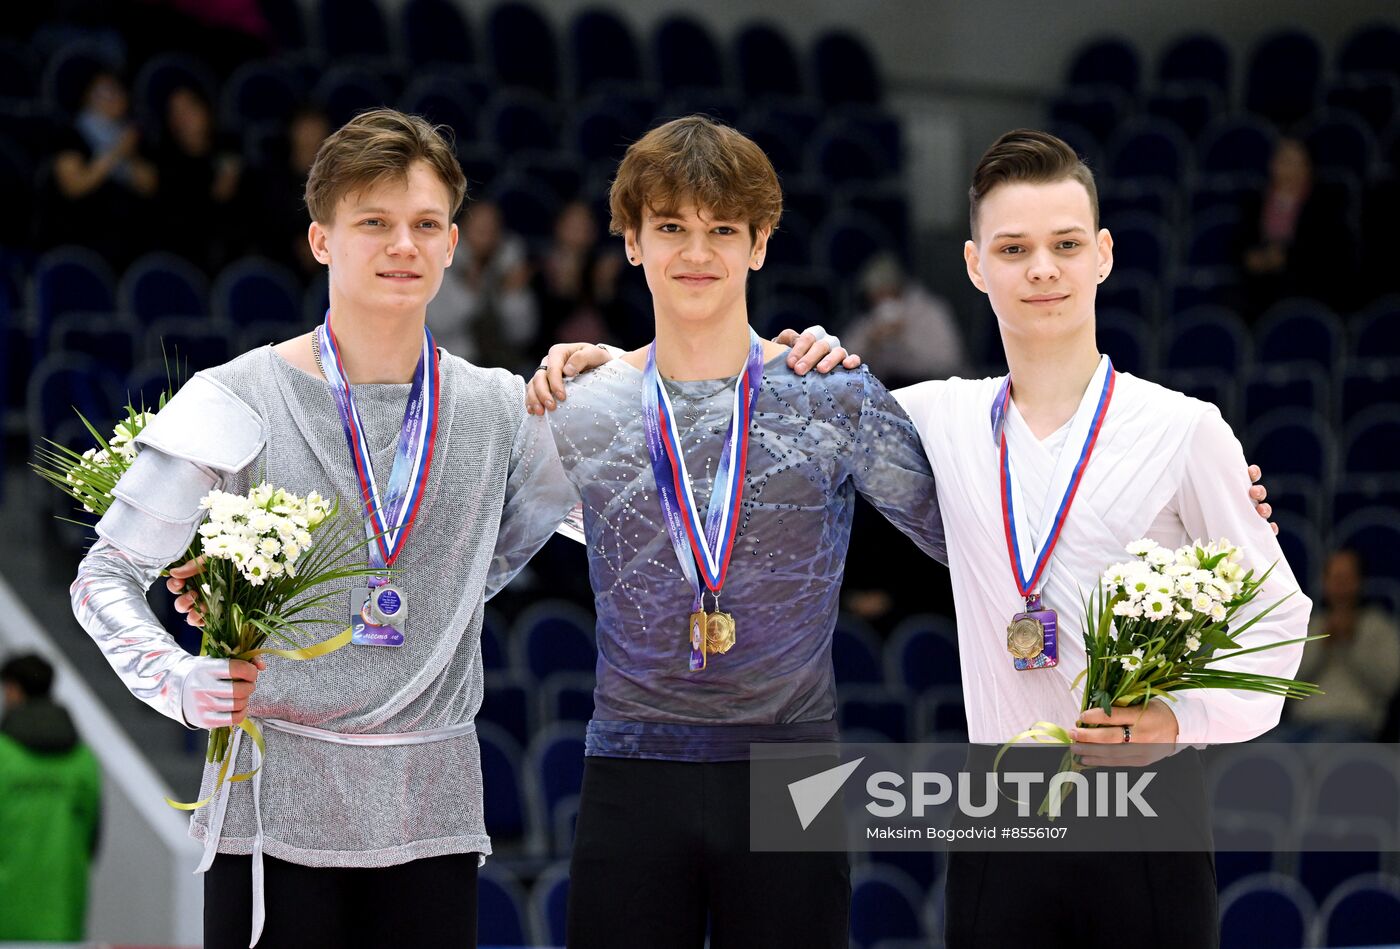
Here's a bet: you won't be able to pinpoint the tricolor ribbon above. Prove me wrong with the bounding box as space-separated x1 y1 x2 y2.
642 331 764 668
318 314 440 576
994 356 1115 601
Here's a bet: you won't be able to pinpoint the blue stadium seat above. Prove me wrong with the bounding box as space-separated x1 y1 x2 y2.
480 608 507 671
1316 874 1400 949
1313 752 1400 834
569 9 641 97
455 142 502 194
761 266 839 326
813 211 896 280
1334 508 1400 584
1107 212 1169 279
540 671 595 725
487 3 559 96
1184 209 1241 268
40 40 120 115
50 315 139 379
1098 178 1177 223
850 864 925 948
1326 75 1400 136
1157 33 1231 96
1337 22 1400 81
132 53 218 133
258 0 308 51
1049 87 1130 149
652 15 726 93
1096 272 1158 323
752 292 820 340
1066 36 1141 95
125 358 181 414
213 257 302 325
1165 267 1236 315
232 317 293 353
733 22 803 100
1245 409 1332 486
119 253 209 325
1344 407 1400 477
484 90 560 155
1296 830 1386 908
658 89 743 127
1239 364 1328 425
478 864 530 946
1162 307 1250 374
811 31 881 107
1339 359 1397 423
26 354 122 443
33 247 117 352
221 59 306 132
1301 110 1377 180
312 65 392 129
510 600 596 681
1189 172 1262 219
1198 117 1277 178
480 669 535 750
1163 368 1238 422
476 721 530 849
142 318 231 374
810 124 893 184
489 173 561 242
0 37 38 99
884 614 960 694
1212 813 1286 893
516 152 583 204
836 186 910 254
399 72 485 144
552 793 581 856
1218 873 1315 949
1047 121 1104 171
317 0 392 59
1349 295 1400 361
1095 309 1153 377
1272 510 1323 593
1255 298 1344 371
400 0 476 68
1207 742 1309 828
1332 474 1400 526
832 615 883 685
1245 30 1323 127
839 685 911 743
1108 119 1189 189
912 686 968 740
569 97 642 170
527 723 587 856
528 860 571 947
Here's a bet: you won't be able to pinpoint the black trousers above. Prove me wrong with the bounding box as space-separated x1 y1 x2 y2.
567 756 851 949
204 852 479 949
945 849 1218 948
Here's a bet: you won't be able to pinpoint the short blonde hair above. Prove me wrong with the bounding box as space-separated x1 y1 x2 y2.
608 115 782 238
304 108 467 223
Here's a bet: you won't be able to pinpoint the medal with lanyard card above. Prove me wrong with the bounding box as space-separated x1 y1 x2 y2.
317 315 440 648
993 357 1115 670
643 332 762 671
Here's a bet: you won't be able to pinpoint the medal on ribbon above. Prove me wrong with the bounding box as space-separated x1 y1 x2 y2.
994 357 1115 671
642 331 764 671
318 314 440 648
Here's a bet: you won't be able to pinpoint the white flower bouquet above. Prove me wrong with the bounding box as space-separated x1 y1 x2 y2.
33 395 381 805
1076 538 1321 717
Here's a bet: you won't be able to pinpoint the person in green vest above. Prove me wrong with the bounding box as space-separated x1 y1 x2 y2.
0 653 101 942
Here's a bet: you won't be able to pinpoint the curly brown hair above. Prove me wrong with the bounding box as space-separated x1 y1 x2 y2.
608 115 782 240
305 108 467 223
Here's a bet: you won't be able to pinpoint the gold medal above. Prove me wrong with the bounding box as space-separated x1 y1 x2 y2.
1006 616 1045 661
706 611 737 654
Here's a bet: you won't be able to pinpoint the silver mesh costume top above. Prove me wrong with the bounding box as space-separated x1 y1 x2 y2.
543 356 947 760
71 347 574 867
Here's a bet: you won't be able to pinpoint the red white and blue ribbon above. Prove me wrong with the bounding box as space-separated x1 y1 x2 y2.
993 356 1115 601
642 331 764 667
318 313 440 575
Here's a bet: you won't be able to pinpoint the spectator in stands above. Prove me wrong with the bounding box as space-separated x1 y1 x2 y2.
1287 548 1400 740
155 85 242 272
426 199 539 369
243 106 329 276
46 68 157 266
842 254 966 387
535 200 624 348
0 653 101 943
1237 137 1352 318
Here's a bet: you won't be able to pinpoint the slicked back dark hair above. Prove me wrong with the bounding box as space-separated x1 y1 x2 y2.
968 129 1098 239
